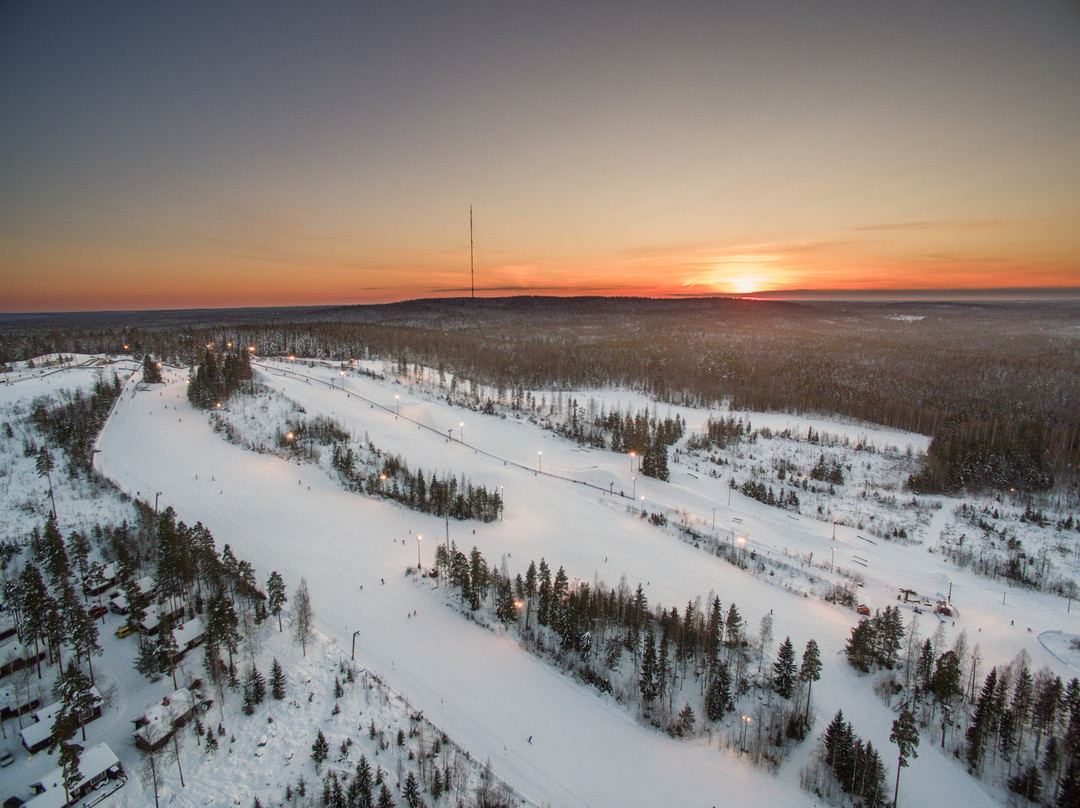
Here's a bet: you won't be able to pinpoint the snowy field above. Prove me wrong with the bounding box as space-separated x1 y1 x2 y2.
2 355 1077 807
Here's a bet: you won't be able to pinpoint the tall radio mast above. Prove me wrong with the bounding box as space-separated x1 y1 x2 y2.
470 205 474 298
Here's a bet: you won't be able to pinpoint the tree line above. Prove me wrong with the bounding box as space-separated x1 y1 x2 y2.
431 543 822 766
844 604 1080 805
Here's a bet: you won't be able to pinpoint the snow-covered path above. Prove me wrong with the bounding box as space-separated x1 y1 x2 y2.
92 363 1067 807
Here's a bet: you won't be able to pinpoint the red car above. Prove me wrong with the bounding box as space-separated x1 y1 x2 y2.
88 604 108 620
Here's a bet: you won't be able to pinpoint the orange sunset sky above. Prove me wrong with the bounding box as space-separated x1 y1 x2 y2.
2 1 1079 312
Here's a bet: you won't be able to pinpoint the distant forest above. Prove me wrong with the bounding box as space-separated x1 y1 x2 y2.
3 296 1078 491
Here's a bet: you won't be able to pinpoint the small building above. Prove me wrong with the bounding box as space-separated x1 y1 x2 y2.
173 617 206 659
26 742 124 808
82 562 117 597
137 601 185 636
935 600 953 617
109 575 154 615
0 614 17 643
132 686 199 752
0 680 43 720
20 687 103 754
0 639 47 680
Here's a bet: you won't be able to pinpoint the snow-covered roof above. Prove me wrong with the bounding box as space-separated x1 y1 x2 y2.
20 687 102 751
174 616 205 648
26 742 121 808
133 687 195 744
0 638 28 662
0 680 42 712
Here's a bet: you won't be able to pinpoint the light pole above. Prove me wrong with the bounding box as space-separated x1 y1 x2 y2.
538 451 542 473
741 715 751 751
632 476 636 499
499 485 504 521
832 518 837 541
395 394 400 415
948 580 953 602
727 484 732 507
155 491 163 515
351 630 361 661
830 546 836 571
712 507 716 532
738 536 746 565
629 451 636 473
640 495 645 515
416 535 422 568
459 422 464 443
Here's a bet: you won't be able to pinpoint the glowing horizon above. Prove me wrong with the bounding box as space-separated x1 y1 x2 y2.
2 2 1078 313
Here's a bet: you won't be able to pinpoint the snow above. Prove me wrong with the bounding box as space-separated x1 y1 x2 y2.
2 355 1076 806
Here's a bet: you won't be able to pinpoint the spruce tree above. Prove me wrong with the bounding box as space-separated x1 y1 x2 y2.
142 354 163 384
402 772 422 808
270 658 286 700
311 729 329 772
377 783 395 808
639 626 658 705
773 636 796 699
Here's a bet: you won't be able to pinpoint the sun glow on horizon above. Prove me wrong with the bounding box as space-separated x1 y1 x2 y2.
695 253 789 296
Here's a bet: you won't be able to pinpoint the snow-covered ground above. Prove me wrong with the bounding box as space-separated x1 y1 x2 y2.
3 355 1077 807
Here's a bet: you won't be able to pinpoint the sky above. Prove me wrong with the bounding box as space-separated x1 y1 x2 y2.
2 0 1079 312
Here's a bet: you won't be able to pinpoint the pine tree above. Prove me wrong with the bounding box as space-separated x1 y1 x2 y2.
890 709 919 807
800 639 822 722
56 662 96 742
270 658 286 700
311 729 329 772
257 571 283 634
773 636 797 699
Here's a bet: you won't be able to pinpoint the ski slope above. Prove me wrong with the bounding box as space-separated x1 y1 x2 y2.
90 359 1077 807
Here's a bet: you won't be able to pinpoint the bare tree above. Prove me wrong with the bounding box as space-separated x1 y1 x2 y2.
291 578 313 657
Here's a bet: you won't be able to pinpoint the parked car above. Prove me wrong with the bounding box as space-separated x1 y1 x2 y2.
0 748 13 766
88 604 108 620
115 624 136 638
3 796 25 808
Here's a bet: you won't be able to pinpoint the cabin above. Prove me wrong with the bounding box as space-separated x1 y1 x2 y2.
0 614 17 643
26 742 125 808
132 686 200 752
0 680 43 720
173 616 206 659
108 575 154 615
82 561 117 597
20 687 103 753
0 639 47 680
137 601 185 636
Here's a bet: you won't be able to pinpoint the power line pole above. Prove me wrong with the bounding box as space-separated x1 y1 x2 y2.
470 205 474 298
